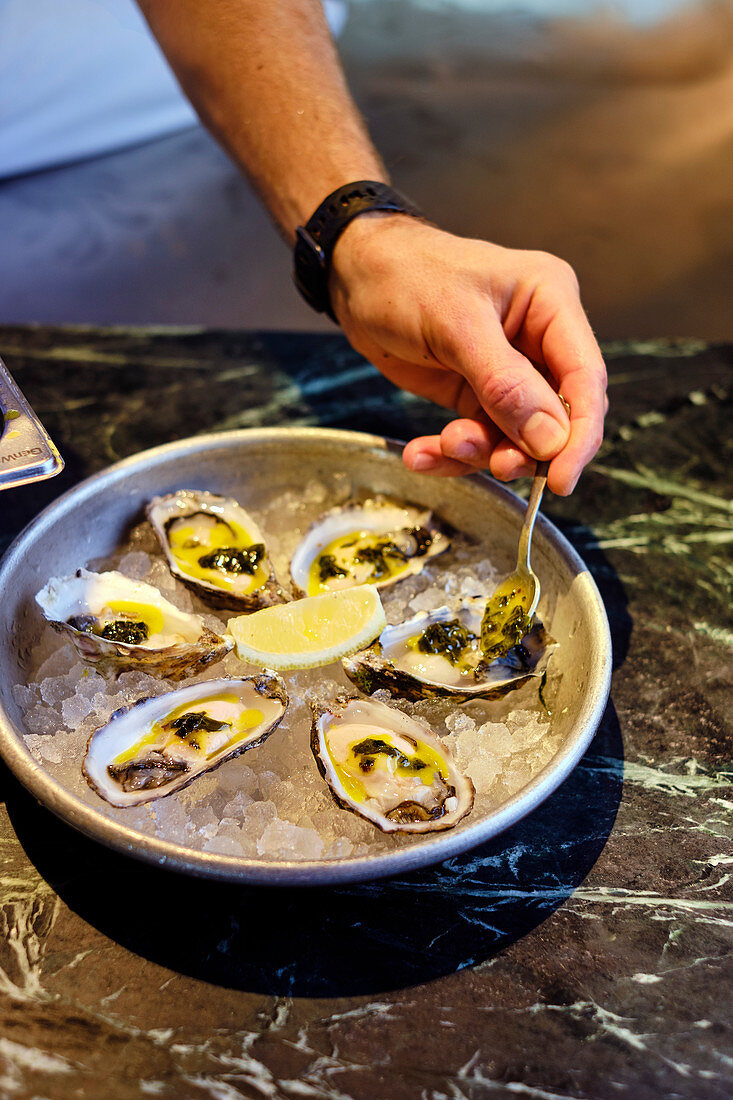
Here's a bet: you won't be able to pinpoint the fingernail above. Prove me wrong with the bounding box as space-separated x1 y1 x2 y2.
409 454 438 471
514 462 535 479
450 441 481 461
521 412 569 458
501 463 534 482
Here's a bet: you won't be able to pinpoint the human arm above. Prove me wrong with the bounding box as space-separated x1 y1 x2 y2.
136 0 607 494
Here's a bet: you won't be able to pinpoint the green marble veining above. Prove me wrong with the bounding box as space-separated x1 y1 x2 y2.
0 325 731 1100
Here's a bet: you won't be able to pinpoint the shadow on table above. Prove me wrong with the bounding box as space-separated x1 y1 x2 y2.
6 701 623 997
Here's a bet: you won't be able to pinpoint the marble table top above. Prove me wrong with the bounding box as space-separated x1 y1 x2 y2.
0 326 730 1099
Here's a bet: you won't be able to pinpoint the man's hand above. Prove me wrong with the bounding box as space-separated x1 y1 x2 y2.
137 0 606 493
330 215 607 495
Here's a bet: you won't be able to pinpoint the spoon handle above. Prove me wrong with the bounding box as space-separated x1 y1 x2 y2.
516 460 549 572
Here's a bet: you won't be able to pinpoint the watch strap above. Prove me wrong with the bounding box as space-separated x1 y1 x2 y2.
293 181 423 321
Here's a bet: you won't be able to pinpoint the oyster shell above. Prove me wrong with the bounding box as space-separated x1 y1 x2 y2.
311 695 474 833
290 496 451 597
35 569 232 680
147 490 284 611
343 598 552 702
83 673 288 806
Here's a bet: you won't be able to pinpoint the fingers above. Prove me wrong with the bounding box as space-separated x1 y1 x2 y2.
403 417 535 481
336 230 606 494
430 308 571 462
403 435 478 477
536 308 608 495
406 418 501 476
510 281 607 494
548 406 605 494
404 419 500 476
488 437 536 481
440 417 500 466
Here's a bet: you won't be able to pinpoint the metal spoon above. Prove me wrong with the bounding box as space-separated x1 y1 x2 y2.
513 457 549 618
479 459 549 661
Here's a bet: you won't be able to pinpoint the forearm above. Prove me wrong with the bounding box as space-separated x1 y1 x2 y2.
136 0 387 239
138 0 606 495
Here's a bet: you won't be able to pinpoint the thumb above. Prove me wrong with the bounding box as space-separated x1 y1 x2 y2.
447 312 570 460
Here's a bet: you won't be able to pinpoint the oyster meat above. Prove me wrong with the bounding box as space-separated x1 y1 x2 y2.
311 696 474 833
84 674 288 806
290 496 450 597
147 490 283 611
343 597 552 701
36 569 232 679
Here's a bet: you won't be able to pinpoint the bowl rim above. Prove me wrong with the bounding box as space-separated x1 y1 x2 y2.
0 426 612 885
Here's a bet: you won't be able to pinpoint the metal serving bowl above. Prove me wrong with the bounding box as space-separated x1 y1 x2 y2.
0 428 611 885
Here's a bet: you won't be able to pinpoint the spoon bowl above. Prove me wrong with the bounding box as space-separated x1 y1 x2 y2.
480 460 549 660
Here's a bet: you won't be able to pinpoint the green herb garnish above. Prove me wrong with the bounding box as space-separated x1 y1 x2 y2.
416 619 476 665
164 711 231 739
317 553 348 582
480 590 532 662
99 620 149 645
351 737 427 774
197 543 265 575
354 540 406 580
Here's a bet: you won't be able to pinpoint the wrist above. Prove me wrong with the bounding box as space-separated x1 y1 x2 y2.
329 211 420 304
292 181 423 321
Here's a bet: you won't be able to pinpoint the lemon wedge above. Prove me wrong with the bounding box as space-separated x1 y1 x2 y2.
227 586 386 671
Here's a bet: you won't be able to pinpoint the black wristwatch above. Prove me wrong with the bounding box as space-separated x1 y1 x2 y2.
293 181 423 322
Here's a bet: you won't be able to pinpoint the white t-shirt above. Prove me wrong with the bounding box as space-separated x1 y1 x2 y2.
1 0 347 179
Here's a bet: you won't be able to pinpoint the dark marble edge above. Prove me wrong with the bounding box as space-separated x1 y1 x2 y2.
0 326 731 1099
0 323 729 349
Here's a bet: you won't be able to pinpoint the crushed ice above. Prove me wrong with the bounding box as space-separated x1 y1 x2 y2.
18 478 561 861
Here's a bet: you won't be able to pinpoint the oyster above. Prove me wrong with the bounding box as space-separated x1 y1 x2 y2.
83 674 288 806
311 695 474 833
290 496 451 597
147 490 283 611
35 569 232 680
343 598 552 702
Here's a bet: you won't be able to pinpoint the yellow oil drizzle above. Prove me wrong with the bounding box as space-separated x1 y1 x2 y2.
480 576 532 660
325 728 447 804
112 692 263 765
327 739 368 803
104 599 165 636
168 517 267 594
406 627 477 676
113 725 161 766
211 710 265 758
308 530 412 596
